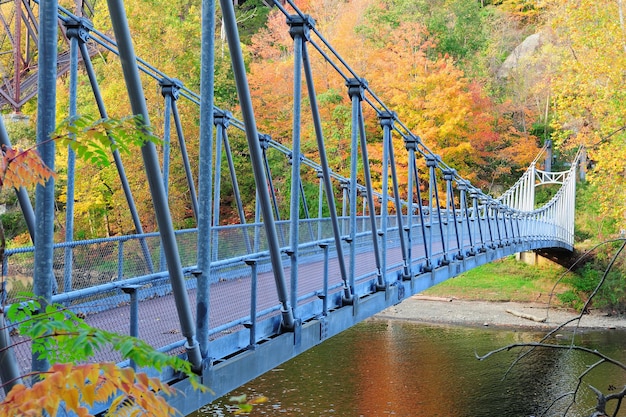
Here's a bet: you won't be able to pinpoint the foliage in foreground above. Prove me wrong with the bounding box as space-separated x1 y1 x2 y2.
0 116 205 416
0 297 207 417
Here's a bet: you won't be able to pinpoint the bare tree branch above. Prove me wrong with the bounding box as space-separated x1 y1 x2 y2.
479 239 626 416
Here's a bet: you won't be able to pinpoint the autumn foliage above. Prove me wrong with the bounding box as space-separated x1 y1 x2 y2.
0 127 199 416
1 362 176 417
247 0 539 193
0 295 206 417
0 146 55 190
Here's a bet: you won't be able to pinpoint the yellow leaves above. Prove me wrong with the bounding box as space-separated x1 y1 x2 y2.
540 0 626 228
229 394 269 415
82 380 97 406
0 362 180 417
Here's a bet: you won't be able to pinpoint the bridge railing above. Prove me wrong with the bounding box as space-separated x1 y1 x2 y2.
1 0 581 399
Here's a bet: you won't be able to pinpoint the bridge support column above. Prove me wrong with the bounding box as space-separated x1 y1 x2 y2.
443 169 463 260
458 180 476 257
221 0 295 330
379 111 411 279
65 17 155 275
426 155 449 266
32 0 58 375
346 77 384 289
516 251 538 266
293 20 353 301
288 16 305 315
196 0 216 360
160 77 199 220
107 0 202 369
470 189 487 253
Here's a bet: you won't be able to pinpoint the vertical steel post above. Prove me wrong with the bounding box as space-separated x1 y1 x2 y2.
161 77 200 220
406 145 415 268
254 190 261 252
244 259 258 349
121 285 141 369
379 113 390 280
470 189 486 252
379 113 410 278
515 210 521 243
117 240 124 280
171 93 200 219
70 19 154 274
302 39 352 302
107 0 202 369
300 180 315 241
411 149 431 271
443 170 463 260
319 243 329 316
220 0 295 329
347 79 360 292
161 82 173 195
458 181 475 256
317 170 324 240
359 164 384 285
217 111 252 253
32 0 58 374
259 135 281 220
426 156 448 265
482 197 494 248
341 180 349 235
361 190 367 233
287 15 305 316
212 113 224 262
159 81 173 272
493 202 503 247
196 0 215 359
352 89 384 287
529 163 537 211
63 28 79 293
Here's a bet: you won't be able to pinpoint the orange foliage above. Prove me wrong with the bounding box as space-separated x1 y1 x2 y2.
248 0 539 191
0 362 178 417
0 146 55 190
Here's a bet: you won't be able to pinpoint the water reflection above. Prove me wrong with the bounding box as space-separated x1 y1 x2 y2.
194 321 626 417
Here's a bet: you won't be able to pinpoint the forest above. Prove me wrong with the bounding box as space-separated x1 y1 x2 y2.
2 0 626 308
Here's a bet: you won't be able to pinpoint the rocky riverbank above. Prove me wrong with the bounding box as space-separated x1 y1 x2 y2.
375 295 626 330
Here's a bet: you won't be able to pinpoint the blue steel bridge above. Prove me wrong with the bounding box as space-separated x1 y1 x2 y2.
0 0 583 414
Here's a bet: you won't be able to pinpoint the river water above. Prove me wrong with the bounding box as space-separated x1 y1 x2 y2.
194 321 626 417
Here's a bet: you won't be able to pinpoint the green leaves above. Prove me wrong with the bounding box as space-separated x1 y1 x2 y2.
53 114 161 167
5 295 206 391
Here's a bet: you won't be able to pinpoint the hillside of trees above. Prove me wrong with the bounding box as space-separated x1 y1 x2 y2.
3 0 626 307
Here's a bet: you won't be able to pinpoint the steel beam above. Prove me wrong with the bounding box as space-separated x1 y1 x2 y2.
32 0 58 374
106 0 202 370
219 0 295 330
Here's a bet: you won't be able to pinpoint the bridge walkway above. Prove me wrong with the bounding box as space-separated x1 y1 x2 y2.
0 0 583 414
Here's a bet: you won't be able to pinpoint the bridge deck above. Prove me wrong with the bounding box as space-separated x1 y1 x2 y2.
7 232 569 414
